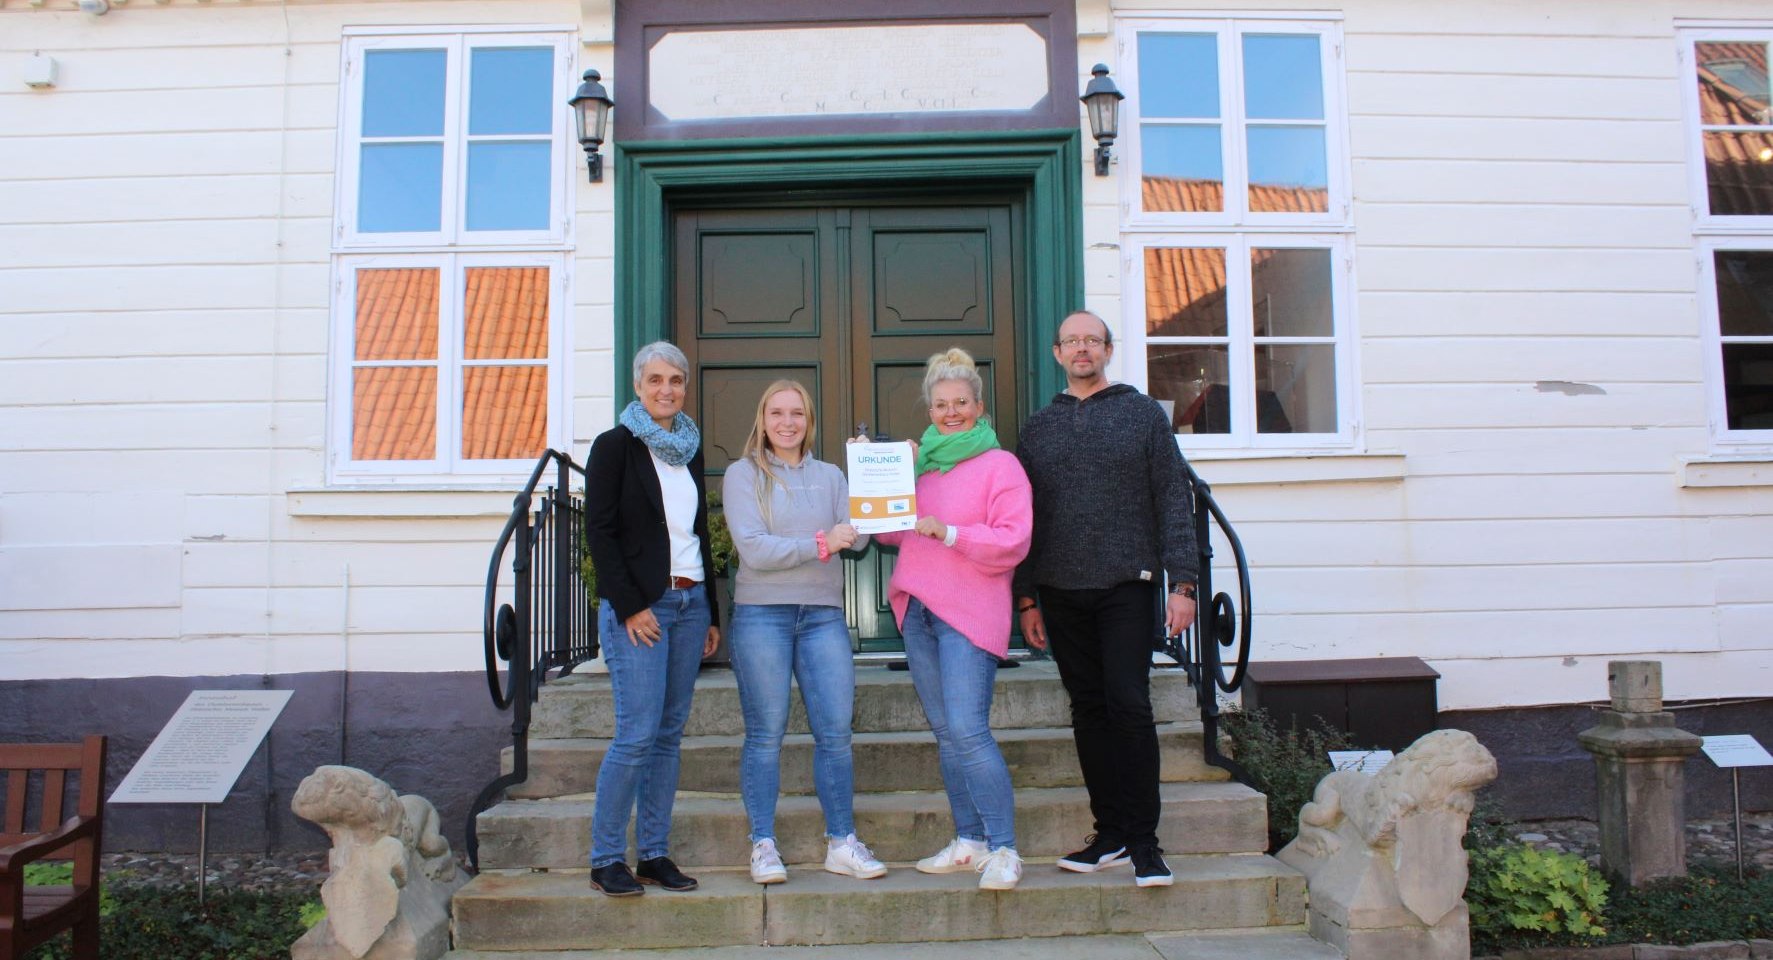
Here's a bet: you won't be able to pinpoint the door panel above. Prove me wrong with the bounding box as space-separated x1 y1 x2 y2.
675 202 1021 651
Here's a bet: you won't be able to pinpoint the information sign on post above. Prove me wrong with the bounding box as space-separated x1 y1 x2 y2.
1700 734 1771 881
1328 749 1395 776
110 690 294 901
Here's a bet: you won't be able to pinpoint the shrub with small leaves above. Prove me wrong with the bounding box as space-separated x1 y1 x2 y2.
1219 706 1354 850
1467 843 1608 944
1606 862 1771 945
26 884 318 960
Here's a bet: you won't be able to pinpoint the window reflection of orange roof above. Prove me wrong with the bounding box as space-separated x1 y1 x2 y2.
1696 43 1773 216
351 266 550 461
1140 176 1329 214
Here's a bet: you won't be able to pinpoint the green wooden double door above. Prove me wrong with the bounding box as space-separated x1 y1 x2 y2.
674 201 1025 651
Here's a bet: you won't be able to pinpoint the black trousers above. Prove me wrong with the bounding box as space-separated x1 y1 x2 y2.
1038 580 1162 848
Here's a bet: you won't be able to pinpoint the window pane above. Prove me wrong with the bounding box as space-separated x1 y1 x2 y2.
463 366 548 459
1145 247 1228 337
1256 343 1336 433
1247 126 1329 212
470 46 554 136
1150 346 1231 435
1696 41 1770 126
465 266 550 359
1139 33 1219 118
465 141 551 231
362 49 446 137
1242 35 1324 120
355 267 440 360
1252 249 1334 337
359 143 443 232
1716 250 1773 336
1723 342 1773 430
353 366 437 460
1142 126 1223 212
1703 131 1773 216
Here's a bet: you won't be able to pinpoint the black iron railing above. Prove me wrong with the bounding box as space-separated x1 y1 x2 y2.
466 450 597 869
1158 463 1255 782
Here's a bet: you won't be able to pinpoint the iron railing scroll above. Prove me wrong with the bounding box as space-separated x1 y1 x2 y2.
1158 462 1254 783
467 449 597 869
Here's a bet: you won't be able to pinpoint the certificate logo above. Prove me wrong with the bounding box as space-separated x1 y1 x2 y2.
859 502 874 514
887 498 910 514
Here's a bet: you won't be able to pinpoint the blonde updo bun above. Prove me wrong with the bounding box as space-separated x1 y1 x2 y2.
922 347 984 408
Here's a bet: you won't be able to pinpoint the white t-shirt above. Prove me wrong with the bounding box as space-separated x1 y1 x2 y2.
651 451 704 581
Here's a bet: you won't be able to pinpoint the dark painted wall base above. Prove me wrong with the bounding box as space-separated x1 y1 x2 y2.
0 672 507 854
1 673 1764 853
1441 700 1772 821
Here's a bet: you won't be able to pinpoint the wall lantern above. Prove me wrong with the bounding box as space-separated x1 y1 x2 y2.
568 68 613 183
1080 63 1124 176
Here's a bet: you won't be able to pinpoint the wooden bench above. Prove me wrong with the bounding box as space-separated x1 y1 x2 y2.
0 735 107 960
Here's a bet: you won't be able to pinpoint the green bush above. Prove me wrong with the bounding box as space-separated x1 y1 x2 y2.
1605 862 1771 945
1219 706 1353 850
25 884 318 960
1467 843 1608 947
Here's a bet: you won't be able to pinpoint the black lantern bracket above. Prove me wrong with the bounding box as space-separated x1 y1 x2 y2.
1080 63 1125 177
568 68 614 183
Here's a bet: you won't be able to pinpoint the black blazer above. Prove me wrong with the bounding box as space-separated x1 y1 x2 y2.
585 425 721 625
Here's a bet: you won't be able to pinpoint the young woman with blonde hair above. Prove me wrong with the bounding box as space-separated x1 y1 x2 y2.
721 380 885 885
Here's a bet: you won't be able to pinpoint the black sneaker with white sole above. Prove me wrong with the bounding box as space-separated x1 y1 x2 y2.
1131 845 1173 887
1057 834 1129 873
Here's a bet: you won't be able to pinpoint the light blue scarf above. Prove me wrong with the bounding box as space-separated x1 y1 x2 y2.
619 400 701 467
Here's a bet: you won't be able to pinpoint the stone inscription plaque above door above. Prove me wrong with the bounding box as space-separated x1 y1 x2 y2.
615 0 1078 140
649 24 1047 121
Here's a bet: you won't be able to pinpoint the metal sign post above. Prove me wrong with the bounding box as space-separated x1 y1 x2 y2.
110 690 294 902
1700 734 1772 882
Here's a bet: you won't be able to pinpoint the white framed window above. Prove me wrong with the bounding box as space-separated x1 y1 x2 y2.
1129 235 1353 449
329 253 569 482
1680 28 1773 445
1119 16 1356 449
336 31 575 249
329 28 576 484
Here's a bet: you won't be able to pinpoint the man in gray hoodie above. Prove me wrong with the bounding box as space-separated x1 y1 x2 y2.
1014 310 1198 889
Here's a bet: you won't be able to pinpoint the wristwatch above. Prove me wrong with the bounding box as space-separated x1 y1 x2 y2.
1170 583 1197 600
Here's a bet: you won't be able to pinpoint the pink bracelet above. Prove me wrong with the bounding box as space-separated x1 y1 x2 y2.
815 531 832 563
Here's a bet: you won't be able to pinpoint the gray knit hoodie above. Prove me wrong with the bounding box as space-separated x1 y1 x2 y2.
1012 383 1198 597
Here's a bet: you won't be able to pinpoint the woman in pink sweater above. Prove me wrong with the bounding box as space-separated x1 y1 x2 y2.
872 348 1033 891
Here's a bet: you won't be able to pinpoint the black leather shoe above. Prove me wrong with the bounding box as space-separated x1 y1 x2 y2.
1057 833 1129 873
590 861 644 897
636 855 699 892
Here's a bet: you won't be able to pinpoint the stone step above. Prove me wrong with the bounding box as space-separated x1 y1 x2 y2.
444 927 1339 960
533 661 1200 739
450 855 1305 951
477 781 1267 870
504 722 1227 800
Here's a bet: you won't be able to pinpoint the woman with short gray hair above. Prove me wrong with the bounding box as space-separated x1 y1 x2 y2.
583 340 721 898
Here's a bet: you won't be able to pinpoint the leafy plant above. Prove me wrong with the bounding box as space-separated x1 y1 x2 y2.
1605 862 1771 945
1467 843 1608 943
298 899 328 930
26 884 318 960
1219 706 1353 850
1464 789 1515 853
24 862 73 885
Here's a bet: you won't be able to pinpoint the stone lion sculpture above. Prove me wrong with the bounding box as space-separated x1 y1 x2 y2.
289 766 468 960
1278 729 1498 960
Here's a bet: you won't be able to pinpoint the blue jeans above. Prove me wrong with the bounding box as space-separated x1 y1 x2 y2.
728 603 857 841
899 598 1017 849
589 584 710 867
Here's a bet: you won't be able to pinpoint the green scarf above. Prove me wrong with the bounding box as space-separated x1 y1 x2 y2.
917 417 1001 475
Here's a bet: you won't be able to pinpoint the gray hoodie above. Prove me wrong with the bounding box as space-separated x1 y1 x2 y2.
721 454 869 607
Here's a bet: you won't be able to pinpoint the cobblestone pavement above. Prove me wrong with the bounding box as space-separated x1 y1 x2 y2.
97 813 1769 895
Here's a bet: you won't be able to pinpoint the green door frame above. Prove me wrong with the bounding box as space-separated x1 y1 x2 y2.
611 129 1085 420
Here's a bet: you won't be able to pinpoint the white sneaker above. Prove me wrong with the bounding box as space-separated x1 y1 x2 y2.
824 833 887 879
916 836 990 874
976 846 1023 891
749 838 787 885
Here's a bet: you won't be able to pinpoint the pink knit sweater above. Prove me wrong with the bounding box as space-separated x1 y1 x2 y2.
874 449 1034 658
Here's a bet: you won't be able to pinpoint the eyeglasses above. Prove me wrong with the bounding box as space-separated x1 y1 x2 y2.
930 398 976 415
1057 335 1107 349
